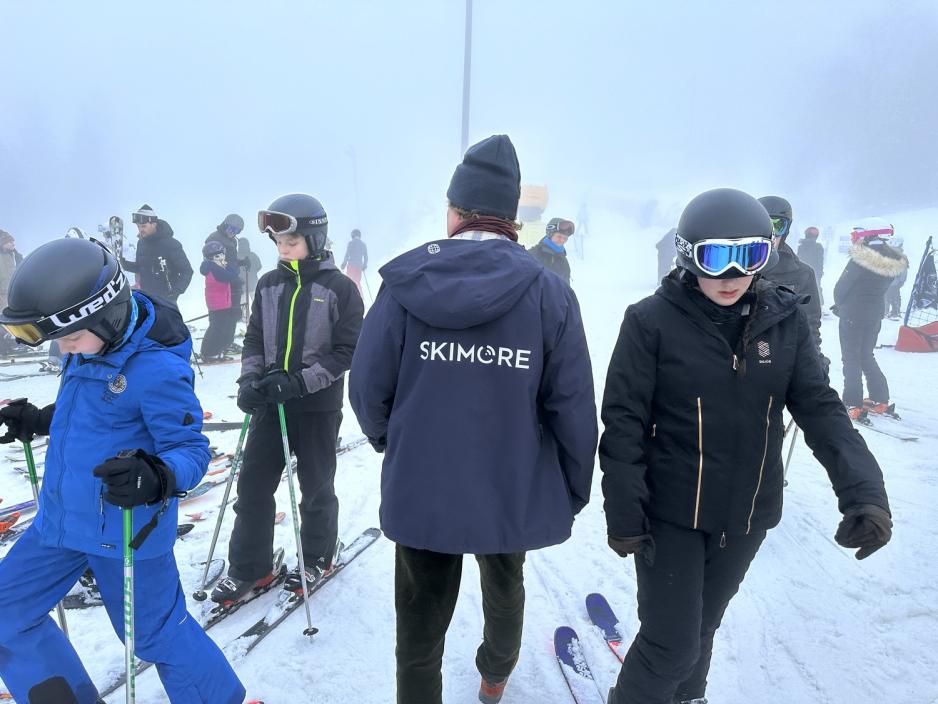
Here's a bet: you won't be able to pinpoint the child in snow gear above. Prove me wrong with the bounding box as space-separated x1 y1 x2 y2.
0 237 244 704
204 213 246 345
212 193 363 605
349 135 598 704
527 217 575 285
340 228 368 296
120 204 193 303
198 240 241 361
833 221 909 418
601 188 890 704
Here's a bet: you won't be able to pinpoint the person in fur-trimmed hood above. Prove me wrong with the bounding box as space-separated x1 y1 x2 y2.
832 220 909 418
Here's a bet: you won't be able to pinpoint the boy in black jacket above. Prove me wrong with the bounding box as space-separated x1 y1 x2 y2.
211 194 364 604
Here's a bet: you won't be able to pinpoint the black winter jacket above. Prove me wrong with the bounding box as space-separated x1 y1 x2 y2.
796 238 824 281
121 220 193 300
833 243 909 323
763 242 822 351
528 239 571 285
241 253 364 412
205 228 243 303
599 271 889 539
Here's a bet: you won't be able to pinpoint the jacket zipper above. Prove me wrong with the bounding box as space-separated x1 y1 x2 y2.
746 396 773 533
283 261 302 373
693 397 703 530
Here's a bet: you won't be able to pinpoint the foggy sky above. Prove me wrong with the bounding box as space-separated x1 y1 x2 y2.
2 0 937 257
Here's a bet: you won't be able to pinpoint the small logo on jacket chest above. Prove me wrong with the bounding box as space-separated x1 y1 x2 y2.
757 340 772 363
108 374 128 394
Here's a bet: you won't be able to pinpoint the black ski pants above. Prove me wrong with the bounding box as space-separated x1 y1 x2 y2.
395 545 525 704
200 307 241 359
227 406 342 581
839 317 889 407
610 520 765 704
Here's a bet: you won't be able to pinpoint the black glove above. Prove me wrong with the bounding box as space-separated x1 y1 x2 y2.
830 304 840 317
93 450 176 508
236 375 266 414
835 504 892 560
369 436 387 453
254 370 306 403
608 534 656 567
0 399 55 444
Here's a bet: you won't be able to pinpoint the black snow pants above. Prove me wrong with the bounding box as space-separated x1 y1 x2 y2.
227 406 342 581
200 307 240 359
395 544 526 704
609 519 765 704
839 317 889 407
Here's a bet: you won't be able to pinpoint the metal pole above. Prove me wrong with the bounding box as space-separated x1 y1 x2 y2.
122 508 136 704
460 0 473 154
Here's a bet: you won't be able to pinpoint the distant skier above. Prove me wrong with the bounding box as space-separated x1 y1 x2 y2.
211 194 363 605
340 228 368 296
203 213 245 353
0 238 244 703
527 217 575 285
237 236 263 321
832 220 909 418
758 196 825 367
198 241 241 361
349 135 597 704
120 204 193 303
884 237 908 320
656 227 678 281
0 230 22 355
601 188 891 704
797 226 825 286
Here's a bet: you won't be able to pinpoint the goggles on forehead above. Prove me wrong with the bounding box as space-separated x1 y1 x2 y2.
258 210 327 238
676 234 773 277
132 212 158 225
770 216 791 238
0 266 128 346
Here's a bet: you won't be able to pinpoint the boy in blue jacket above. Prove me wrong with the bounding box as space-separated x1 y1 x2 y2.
349 135 598 704
0 238 243 704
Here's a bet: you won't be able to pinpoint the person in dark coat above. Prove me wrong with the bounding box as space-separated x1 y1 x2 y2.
527 217 574 284
349 135 597 704
883 237 908 319
602 188 891 704
340 228 368 296
833 223 909 417
121 204 193 303
758 197 825 366
797 226 825 284
656 227 677 281
203 213 245 352
236 236 263 322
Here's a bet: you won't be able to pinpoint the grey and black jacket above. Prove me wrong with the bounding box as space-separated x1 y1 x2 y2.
600 271 889 540
241 253 364 412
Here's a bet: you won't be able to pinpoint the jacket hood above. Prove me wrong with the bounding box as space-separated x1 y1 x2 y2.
849 243 909 277
379 238 542 330
90 292 190 369
146 219 175 241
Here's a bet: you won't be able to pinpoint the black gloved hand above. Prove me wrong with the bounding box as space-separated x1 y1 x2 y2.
254 370 306 403
0 399 55 444
835 504 892 560
236 375 266 414
369 436 387 453
608 534 656 567
93 450 176 508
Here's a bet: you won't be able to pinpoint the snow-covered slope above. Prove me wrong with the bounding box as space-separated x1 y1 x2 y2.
1 207 935 703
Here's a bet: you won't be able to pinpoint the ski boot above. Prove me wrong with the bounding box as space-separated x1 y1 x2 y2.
863 399 900 419
211 571 280 606
284 539 344 594
479 676 507 703
846 405 867 422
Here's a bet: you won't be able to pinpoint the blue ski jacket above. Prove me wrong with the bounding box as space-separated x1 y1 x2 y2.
35 292 210 559
350 237 597 555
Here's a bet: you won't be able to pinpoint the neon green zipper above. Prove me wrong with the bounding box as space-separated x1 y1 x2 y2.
283 260 302 372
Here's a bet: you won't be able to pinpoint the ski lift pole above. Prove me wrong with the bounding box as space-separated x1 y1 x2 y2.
23 440 70 638
276 402 318 639
192 413 251 601
122 507 136 704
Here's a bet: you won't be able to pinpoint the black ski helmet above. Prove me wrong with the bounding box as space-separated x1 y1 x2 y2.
0 238 132 350
262 193 329 257
758 195 793 242
202 240 226 259
675 188 777 279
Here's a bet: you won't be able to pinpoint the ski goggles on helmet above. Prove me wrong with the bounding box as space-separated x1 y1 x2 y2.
1 266 128 346
676 234 773 277
770 216 791 238
258 210 328 238
131 212 158 225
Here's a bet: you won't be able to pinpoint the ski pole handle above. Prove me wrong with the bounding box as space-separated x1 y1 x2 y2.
123 507 136 704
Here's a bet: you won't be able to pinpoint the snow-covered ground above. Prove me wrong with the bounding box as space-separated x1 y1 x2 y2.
1 207 936 703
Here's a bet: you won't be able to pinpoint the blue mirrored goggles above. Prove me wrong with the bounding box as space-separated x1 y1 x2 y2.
676 234 772 276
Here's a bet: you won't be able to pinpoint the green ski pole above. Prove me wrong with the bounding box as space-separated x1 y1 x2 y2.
23 440 70 638
123 507 136 704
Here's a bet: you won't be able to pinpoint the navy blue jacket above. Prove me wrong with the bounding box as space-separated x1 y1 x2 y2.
349 237 597 555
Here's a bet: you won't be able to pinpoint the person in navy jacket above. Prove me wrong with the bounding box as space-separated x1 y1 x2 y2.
0 238 243 703
350 134 598 704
